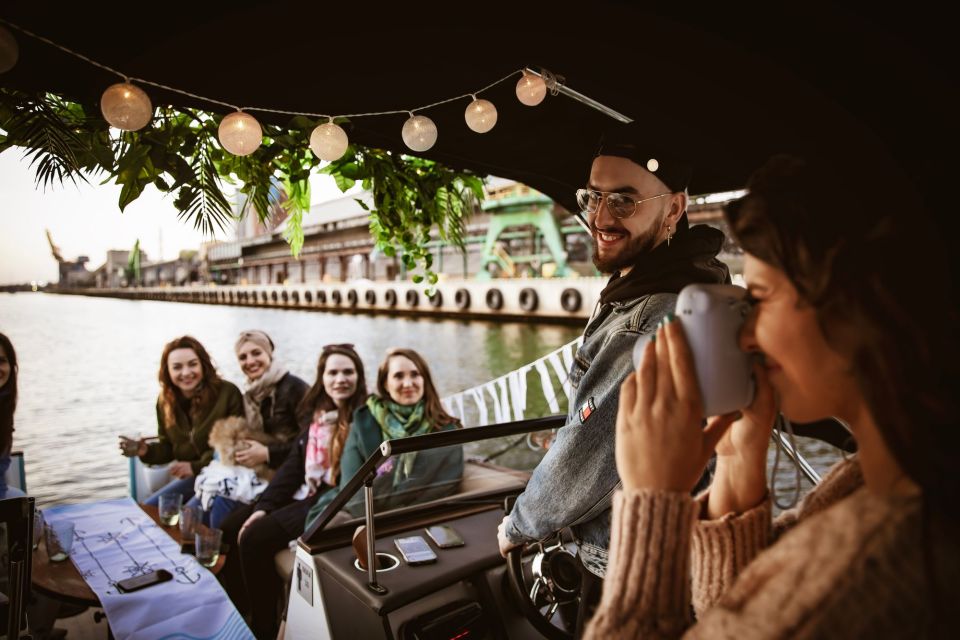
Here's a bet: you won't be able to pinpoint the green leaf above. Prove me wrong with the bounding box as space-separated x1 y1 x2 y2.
412 274 424 283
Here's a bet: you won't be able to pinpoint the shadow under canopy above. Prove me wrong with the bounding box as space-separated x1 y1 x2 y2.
1 3 955 217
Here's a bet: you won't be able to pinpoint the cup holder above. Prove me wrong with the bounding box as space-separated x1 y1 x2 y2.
353 552 400 573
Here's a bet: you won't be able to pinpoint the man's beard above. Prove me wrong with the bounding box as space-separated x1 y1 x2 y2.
591 211 666 273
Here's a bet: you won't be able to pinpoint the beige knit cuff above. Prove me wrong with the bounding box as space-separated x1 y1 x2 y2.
597 489 698 633
689 492 772 615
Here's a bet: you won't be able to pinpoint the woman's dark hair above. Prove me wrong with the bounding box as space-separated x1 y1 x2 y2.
157 336 223 430
0 332 18 454
725 153 959 629
297 345 368 481
376 348 460 431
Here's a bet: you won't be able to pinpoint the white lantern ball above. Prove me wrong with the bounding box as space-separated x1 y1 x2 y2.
100 82 153 131
464 98 498 133
0 25 18 74
218 111 262 156
310 121 349 161
401 114 438 152
516 72 547 106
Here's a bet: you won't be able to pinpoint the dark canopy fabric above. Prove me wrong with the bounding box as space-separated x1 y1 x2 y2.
1 2 956 219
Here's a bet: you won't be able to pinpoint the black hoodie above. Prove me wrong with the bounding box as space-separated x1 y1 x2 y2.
598 223 730 305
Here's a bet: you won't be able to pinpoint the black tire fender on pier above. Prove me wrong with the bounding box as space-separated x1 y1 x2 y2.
304 291 313 303
364 290 377 305
281 291 289 303
261 291 269 303
518 288 539 313
346 289 358 307
486 288 504 311
428 290 443 308
454 288 471 310
406 290 419 307
291 291 300 304
271 291 279 302
384 289 398 307
316 290 327 304
331 290 342 305
560 288 582 313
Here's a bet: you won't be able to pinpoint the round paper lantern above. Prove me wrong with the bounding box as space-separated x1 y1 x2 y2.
401 114 438 152
464 98 498 133
100 82 153 131
516 72 547 106
218 111 262 156
310 120 349 161
0 25 18 74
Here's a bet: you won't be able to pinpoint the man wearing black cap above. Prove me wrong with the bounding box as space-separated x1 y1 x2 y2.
497 123 729 633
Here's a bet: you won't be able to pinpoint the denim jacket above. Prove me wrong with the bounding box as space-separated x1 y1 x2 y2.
504 292 680 577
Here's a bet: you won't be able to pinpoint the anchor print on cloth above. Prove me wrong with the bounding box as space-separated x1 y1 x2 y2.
42 498 253 640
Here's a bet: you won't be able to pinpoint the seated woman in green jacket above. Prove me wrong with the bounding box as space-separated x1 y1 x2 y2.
119 335 243 506
305 347 463 528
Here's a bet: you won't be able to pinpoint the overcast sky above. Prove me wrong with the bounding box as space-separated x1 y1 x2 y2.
0 149 350 285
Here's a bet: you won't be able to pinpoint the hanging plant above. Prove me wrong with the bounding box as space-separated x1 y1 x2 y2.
0 88 484 283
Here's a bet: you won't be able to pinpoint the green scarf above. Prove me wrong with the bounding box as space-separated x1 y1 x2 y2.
366 395 433 485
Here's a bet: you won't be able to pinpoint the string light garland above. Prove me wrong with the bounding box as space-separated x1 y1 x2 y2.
0 19 557 160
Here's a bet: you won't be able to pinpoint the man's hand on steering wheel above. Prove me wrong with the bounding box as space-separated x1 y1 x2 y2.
498 515 522 558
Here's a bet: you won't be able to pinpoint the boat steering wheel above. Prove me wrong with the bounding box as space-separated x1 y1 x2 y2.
503 499 580 639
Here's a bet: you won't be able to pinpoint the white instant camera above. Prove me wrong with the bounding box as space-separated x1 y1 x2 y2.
632 283 755 417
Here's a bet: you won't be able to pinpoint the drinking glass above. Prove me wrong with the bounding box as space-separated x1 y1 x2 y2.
195 528 222 568
179 504 201 539
44 520 75 562
32 510 44 550
158 493 183 526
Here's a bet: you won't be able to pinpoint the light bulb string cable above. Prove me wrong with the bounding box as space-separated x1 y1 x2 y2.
1 19 527 123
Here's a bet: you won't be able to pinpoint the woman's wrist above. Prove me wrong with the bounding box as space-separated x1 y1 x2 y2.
707 455 768 519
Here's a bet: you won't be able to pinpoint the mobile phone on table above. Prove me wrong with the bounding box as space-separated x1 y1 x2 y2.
425 524 464 548
116 569 173 593
394 535 437 565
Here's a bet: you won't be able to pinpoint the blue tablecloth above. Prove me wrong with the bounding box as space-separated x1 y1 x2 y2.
42 498 253 640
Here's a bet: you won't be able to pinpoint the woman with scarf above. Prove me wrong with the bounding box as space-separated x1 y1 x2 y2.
305 347 463 529
220 344 367 639
204 330 308 526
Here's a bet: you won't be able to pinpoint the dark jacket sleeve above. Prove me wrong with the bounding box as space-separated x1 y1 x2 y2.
189 382 244 476
265 373 309 468
141 398 174 464
257 424 309 513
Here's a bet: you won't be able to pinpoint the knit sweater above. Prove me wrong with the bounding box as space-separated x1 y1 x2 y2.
585 458 958 639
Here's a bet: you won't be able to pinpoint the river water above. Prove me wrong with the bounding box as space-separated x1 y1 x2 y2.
0 292 840 509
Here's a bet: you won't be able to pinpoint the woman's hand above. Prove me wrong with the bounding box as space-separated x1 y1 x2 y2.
239 509 267 542
616 316 740 493
118 436 147 458
707 360 777 518
168 461 194 479
235 440 270 467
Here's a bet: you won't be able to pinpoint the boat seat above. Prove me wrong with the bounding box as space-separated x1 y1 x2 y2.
273 459 530 583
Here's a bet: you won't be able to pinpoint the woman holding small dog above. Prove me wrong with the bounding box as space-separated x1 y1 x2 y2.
220 343 367 639
120 335 243 506
203 330 309 526
233 330 308 469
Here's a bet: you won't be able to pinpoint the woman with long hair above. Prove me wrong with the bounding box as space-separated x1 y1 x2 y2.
119 335 243 505
0 332 25 499
304 347 464 528
203 330 309 526
220 344 367 639
585 155 959 638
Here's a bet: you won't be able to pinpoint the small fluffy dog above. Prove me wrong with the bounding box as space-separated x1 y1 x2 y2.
195 416 275 511
207 416 275 481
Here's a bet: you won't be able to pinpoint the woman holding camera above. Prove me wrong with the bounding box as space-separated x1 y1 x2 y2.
585 156 959 638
